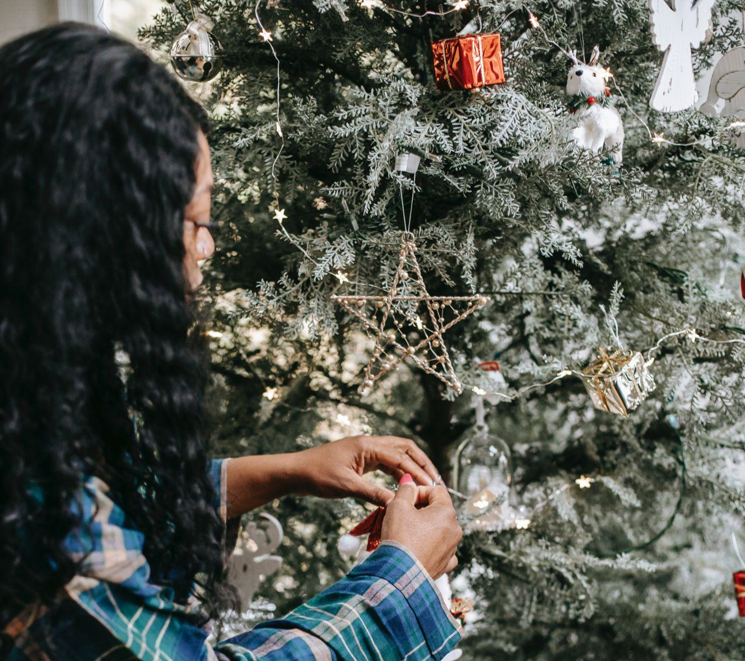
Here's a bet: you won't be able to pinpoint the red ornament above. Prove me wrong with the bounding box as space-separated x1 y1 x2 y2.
431 33 506 91
734 571 745 616
478 360 501 372
605 87 611 96
349 507 386 552
587 96 597 105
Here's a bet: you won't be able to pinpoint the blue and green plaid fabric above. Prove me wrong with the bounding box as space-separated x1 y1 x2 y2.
6 459 461 661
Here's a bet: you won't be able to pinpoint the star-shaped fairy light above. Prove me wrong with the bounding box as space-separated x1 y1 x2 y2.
575 475 594 489
332 232 489 394
259 29 273 42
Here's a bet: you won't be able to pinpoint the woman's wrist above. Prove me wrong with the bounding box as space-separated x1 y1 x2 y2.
225 451 307 519
283 449 311 495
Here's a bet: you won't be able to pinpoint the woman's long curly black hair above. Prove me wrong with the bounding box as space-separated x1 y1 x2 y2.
0 23 226 639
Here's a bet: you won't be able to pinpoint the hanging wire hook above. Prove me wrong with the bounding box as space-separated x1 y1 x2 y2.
733 530 745 567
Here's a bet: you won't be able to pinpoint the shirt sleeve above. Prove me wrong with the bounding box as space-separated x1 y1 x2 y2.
210 458 241 556
215 541 462 661
56 480 460 661
210 458 231 524
48 474 460 661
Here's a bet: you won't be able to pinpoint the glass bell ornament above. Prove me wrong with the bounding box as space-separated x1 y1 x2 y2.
170 10 224 83
453 424 514 533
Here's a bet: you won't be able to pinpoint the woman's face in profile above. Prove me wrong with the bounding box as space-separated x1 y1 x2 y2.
182 131 215 292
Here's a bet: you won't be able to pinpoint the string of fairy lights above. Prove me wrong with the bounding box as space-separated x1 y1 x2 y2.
244 0 746 400
464 327 745 400
242 0 744 557
247 0 741 285
442 414 687 556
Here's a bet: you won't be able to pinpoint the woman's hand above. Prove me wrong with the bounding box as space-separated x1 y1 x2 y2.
290 435 441 506
381 479 462 580
225 436 441 519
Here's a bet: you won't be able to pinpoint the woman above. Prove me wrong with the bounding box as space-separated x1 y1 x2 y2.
0 23 463 661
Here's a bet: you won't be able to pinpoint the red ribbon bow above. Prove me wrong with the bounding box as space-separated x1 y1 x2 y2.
349 507 386 552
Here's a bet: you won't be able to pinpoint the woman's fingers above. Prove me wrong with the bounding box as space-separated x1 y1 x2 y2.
397 439 440 484
364 436 440 485
371 443 433 487
413 484 455 509
349 476 395 506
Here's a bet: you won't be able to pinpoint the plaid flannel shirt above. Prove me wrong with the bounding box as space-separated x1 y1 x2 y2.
6 459 461 661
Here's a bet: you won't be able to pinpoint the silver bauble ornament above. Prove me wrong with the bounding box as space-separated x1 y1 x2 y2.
170 11 224 83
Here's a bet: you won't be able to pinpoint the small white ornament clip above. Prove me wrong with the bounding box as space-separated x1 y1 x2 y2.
394 153 421 174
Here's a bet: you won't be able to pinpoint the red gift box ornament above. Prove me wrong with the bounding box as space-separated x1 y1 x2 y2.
431 33 506 91
734 571 745 616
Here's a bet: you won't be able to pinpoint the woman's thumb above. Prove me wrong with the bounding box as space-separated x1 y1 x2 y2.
392 473 417 506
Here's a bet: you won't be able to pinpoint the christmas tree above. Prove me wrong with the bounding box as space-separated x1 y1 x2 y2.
141 1 745 658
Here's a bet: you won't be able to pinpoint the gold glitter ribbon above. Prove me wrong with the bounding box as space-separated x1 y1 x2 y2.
474 35 485 86
440 41 453 89
582 348 635 415
438 35 485 89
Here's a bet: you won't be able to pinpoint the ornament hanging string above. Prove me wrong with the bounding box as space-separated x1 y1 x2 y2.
395 157 419 233
168 0 194 24
733 531 745 567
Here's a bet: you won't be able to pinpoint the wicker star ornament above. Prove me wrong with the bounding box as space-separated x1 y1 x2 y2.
332 232 489 394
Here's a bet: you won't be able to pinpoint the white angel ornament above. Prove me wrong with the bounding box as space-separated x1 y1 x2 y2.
566 47 625 164
648 0 716 112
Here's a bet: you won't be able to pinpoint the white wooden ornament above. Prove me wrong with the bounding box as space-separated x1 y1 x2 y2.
699 45 745 148
227 513 284 612
648 0 717 112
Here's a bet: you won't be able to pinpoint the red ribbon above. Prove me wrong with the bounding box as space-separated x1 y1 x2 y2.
349 507 386 552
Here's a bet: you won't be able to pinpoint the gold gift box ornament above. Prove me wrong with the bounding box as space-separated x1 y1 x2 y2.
580 348 656 417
